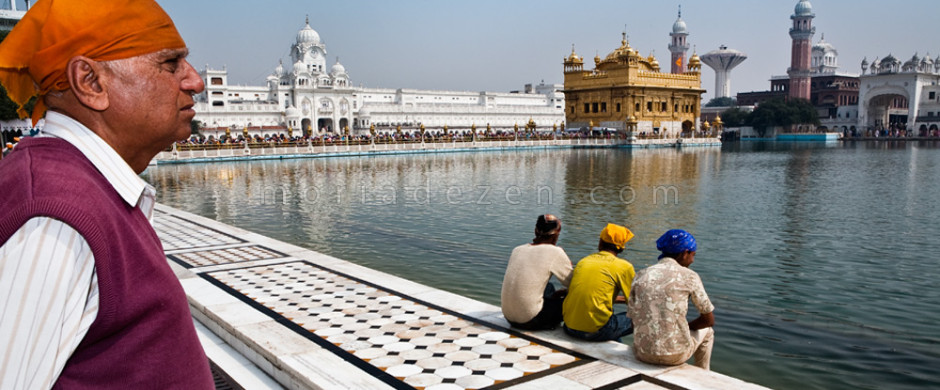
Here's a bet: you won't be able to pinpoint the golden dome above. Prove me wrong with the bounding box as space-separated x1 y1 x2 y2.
687 51 702 72
648 53 660 71
603 32 635 62
565 45 583 64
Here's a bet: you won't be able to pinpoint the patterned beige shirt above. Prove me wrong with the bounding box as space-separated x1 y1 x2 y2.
628 257 714 363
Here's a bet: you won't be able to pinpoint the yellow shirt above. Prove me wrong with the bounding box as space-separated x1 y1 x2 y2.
562 251 636 333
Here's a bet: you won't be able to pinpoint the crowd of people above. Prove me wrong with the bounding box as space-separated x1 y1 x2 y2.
168 128 630 149
501 215 715 369
840 123 940 138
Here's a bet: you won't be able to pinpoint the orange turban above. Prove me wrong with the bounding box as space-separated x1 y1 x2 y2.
0 0 186 125
600 223 634 250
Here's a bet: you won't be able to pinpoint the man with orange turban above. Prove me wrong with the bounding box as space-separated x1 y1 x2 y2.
562 223 637 342
0 1 212 388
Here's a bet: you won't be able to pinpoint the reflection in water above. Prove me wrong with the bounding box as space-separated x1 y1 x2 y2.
144 143 940 390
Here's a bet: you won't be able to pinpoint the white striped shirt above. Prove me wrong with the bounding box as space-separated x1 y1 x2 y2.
0 111 156 390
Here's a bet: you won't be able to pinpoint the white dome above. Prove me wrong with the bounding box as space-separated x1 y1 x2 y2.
672 18 687 34
285 106 300 118
358 107 371 117
296 20 320 46
794 0 813 17
274 61 284 76
330 61 346 76
812 37 836 54
292 59 306 74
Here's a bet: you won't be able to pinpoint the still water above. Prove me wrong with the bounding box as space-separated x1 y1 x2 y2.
144 141 940 389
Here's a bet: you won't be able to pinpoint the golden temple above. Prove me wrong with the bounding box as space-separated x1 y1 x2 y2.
563 33 705 137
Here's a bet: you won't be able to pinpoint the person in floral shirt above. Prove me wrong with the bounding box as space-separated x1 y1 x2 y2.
627 229 715 369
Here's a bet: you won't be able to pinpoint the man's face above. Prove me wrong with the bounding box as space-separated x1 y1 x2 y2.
104 48 205 156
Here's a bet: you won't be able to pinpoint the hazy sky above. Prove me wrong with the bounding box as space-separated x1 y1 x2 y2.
15 0 937 100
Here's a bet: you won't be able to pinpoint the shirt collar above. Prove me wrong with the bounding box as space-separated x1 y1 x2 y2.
39 111 153 210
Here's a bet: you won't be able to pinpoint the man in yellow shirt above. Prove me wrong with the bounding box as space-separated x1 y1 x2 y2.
562 223 636 341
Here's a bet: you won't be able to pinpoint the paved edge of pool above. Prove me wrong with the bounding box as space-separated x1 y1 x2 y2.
158 204 768 390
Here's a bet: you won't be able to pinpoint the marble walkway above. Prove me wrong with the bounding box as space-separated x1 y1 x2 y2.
155 204 768 390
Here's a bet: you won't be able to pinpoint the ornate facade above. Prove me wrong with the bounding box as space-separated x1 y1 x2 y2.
194 18 565 138
858 53 940 134
563 33 704 136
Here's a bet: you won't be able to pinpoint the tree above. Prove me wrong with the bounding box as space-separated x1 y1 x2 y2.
790 98 819 128
0 30 16 120
748 102 778 137
719 107 749 128
747 98 819 137
0 30 37 121
0 85 19 121
705 96 737 107
190 119 203 136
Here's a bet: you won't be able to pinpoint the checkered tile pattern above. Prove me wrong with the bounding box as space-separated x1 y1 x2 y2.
168 245 287 268
206 261 583 389
154 212 244 251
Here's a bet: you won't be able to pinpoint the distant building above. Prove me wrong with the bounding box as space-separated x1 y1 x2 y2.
858 53 940 135
195 17 565 139
735 0 860 132
0 1 28 32
563 32 704 136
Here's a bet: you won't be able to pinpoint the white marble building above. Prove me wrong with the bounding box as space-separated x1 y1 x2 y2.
811 34 838 74
194 18 565 138
859 53 940 135
0 0 28 32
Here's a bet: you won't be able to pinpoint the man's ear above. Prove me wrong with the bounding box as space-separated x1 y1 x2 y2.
65 56 110 111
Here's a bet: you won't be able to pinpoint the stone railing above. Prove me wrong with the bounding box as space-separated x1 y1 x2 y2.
154 136 721 164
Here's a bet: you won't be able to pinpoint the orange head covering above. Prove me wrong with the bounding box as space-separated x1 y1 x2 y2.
600 223 634 250
0 0 186 125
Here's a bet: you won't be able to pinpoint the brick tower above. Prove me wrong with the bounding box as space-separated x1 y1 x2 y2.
788 0 815 100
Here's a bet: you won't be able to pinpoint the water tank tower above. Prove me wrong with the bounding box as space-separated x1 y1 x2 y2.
701 45 747 99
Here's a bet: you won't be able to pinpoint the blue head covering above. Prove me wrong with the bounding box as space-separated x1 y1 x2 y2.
656 229 697 254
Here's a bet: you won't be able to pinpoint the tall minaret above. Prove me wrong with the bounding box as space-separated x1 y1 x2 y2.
668 5 689 74
788 0 815 100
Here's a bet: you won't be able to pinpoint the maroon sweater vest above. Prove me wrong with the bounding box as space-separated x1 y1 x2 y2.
0 137 213 389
